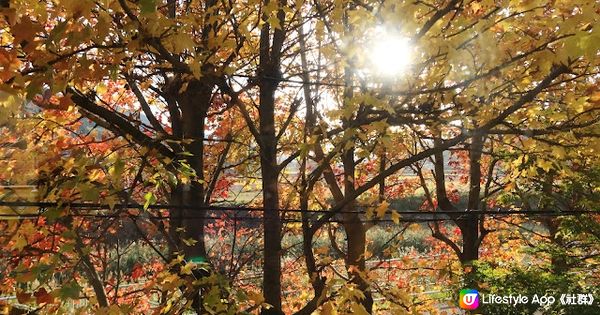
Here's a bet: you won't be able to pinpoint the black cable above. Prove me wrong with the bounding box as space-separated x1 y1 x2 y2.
0 201 596 216
0 209 596 223
0 213 457 223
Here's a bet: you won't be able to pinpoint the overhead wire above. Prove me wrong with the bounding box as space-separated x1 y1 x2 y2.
0 213 457 223
0 201 596 223
0 201 597 215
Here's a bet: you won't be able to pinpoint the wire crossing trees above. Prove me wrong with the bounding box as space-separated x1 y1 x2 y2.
0 0 599 314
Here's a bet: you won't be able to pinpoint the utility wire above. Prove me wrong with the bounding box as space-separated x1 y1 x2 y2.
231 74 351 88
0 201 596 223
0 213 594 223
0 201 596 216
0 213 457 223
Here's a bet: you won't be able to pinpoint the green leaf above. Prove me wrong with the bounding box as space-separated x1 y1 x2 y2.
182 237 198 246
43 207 64 221
59 243 74 253
139 0 156 14
59 282 82 299
143 191 156 210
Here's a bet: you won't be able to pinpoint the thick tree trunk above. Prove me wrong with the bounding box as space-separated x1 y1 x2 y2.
253 0 286 311
169 80 212 312
297 195 326 315
258 60 282 314
169 185 184 257
256 0 285 306
344 212 372 310
462 134 483 265
259 79 284 314
460 220 480 264
433 135 486 289
342 149 373 312
178 80 211 261
460 135 484 287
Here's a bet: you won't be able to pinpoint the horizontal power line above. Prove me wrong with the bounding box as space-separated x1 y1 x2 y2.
1 201 363 214
0 213 456 223
0 201 596 216
0 202 597 224
0 212 594 223
231 74 351 88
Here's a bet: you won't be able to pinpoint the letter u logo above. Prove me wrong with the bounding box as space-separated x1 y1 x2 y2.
459 289 479 310
463 294 477 305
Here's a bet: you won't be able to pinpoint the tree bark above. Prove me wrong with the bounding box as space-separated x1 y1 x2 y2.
170 79 213 312
342 149 373 312
295 28 326 314
460 134 484 265
177 79 212 261
259 79 284 314
75 236 109 308
257 0 286 311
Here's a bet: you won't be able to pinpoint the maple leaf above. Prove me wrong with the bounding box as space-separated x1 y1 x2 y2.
139 0 157 14
391 211 401 224
180 262 195 275
182 238 198 246
131 263 145 280
34 288 55 305
11 16 42 45
16 291 31 303
375 201 389 218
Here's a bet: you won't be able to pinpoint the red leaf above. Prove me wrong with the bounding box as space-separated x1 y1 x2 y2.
131 263 144 280
34 288 54 304
16 291 31 303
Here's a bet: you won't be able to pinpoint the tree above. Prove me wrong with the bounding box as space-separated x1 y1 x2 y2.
0 0 599 314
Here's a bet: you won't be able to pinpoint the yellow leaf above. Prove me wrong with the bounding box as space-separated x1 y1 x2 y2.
172 32 195 53
180 262 195 275
375 201 389 218
391 211 401 224
537 159 552 172
551 146 566 159
182 238 198 246
247 291 264 305
12 235 27 250
350 303 370 315
96 83 107 95
160 299 173 314
267 15 282 30
590 91 600 104
321 302 337 315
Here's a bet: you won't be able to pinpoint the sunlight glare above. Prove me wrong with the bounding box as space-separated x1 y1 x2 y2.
369 33 413 77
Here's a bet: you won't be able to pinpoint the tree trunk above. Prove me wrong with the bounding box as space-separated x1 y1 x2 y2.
257 0 286 307
178 79 212 261
342 149 373 312
462 134 483 265
295 32 326 313
172 80 212 312
433 135 486 288
259 74 283 315
460 135 484 287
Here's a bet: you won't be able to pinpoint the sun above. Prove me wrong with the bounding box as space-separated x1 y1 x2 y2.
368 31 414 77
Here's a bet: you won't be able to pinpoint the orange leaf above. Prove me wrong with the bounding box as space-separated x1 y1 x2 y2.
58 94 74 110
16 291 31 304
34 288 55 305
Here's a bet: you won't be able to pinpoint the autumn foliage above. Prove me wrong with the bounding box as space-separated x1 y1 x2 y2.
0 0 599 314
